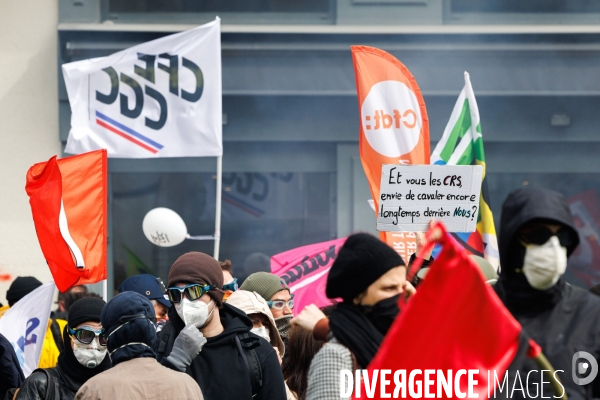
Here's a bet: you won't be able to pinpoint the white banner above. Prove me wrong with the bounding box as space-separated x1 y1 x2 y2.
0 282 55 377
62 18 222 158
377 165 483 233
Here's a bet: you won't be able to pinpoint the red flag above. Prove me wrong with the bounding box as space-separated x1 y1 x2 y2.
351 46 430 263
365 221 521 399
25 150 107 292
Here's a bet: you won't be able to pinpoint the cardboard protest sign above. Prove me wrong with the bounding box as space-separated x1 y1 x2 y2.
377 165 483 232
351 45 430 263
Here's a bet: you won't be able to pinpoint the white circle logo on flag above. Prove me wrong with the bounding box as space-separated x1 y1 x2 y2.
361 80 422 158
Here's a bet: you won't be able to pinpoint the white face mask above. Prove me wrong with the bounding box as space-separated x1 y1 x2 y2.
250 326 270 342
73 338 107 368
522 236 567 290
175 298 214 328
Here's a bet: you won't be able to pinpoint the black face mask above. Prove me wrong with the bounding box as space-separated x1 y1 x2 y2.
360 294 400 335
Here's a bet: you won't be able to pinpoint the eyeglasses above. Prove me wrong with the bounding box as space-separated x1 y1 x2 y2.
68 327 107 346
222 278 238 292
167 284 213 304
267 294 294 310
518 226 575 248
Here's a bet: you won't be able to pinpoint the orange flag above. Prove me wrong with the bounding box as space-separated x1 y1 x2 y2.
25 150 107 292
352 46 430 262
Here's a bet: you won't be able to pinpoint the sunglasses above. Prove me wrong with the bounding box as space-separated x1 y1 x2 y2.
167 284 213 304
69 327 107 346
267 294 294 311
222 278 238 292
518 226 575 248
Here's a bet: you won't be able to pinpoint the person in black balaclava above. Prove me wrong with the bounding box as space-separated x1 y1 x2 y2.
495 186 600 399
14 297 111 400
305 233 415 400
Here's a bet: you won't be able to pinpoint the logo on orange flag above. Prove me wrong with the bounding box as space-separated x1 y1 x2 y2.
25 150 107 292
351 46 430 262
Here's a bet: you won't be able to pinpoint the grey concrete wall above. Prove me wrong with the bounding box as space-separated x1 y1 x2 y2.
0 0 61 304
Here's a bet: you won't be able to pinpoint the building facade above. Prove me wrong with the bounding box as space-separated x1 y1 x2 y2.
3 1 600 302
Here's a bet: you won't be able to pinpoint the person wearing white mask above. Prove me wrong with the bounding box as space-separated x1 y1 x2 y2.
14 297 111 400
226 290 285 361
75 291 203 400
495 186 600 399
227 290 297 400
155 252 287 400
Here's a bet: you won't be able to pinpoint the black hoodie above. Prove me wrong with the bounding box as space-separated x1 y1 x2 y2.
156 303 286 400
495 186 600 399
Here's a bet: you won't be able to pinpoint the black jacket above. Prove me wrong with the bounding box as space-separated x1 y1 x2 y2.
14 366 79 400
156 303 286 400
13 323 111 400
0 333 24 400
495 186 600 399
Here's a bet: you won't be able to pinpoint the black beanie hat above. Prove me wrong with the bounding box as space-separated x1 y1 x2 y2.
326 233 405 302
6 276 42 305
68 297 106 328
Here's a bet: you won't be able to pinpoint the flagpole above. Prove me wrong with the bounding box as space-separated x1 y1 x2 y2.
102 279 107 301
213 156 222 260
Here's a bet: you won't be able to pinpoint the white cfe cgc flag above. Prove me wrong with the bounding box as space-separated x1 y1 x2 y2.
0 282 55 377
62 18 222 158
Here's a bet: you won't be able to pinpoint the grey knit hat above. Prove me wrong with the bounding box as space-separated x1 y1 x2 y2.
240 272 289 302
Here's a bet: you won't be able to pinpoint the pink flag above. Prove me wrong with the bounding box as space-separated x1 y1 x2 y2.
271 238 346 315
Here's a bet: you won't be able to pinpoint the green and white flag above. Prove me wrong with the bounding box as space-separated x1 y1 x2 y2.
431 72 499 270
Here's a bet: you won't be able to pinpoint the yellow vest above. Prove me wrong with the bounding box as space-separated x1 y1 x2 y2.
0 305 67 369
38 318 68 368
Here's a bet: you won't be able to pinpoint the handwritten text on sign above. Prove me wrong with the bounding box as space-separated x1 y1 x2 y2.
377 165 483 232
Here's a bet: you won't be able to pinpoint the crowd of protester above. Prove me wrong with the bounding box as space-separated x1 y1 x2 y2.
1 186 600 399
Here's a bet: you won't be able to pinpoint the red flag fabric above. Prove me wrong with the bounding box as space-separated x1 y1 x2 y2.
365 221 521 399
25 150 107 292
351 45 430 263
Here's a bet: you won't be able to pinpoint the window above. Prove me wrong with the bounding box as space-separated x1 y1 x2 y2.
103 0 334 25
109 0 331 13
451 0 600 13
111 171 334 289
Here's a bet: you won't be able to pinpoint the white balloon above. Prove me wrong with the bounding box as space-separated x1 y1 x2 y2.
142 208 188 247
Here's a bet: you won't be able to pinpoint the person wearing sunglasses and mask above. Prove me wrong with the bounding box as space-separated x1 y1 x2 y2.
14 297 111 400
306 233 414 400
495 186 600 399
155 252 287 400
75 291 203 400
240 272 295 344
220 260 238 302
